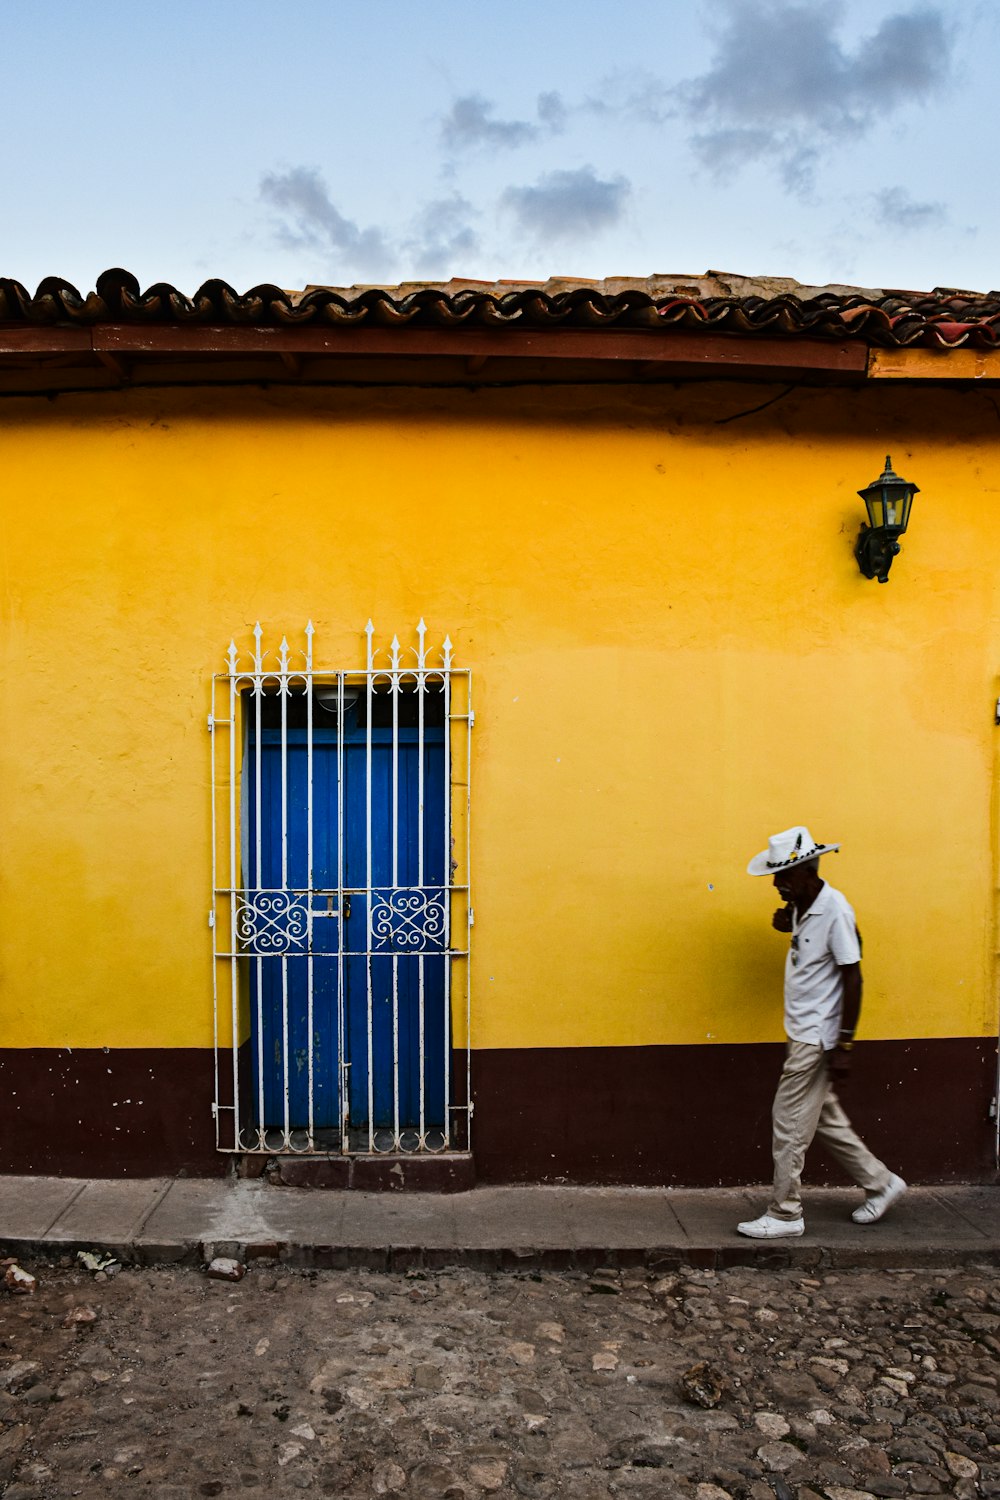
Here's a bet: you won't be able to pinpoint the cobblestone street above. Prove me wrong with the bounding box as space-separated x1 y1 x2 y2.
2 1258 999 1499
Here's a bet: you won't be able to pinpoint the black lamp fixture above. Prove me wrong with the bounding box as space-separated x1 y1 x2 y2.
854 454 919 584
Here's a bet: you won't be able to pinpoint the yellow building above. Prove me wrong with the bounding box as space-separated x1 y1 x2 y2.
0 268 997 1185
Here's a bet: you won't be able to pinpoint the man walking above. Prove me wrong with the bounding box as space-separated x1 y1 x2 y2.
737 825 906 1239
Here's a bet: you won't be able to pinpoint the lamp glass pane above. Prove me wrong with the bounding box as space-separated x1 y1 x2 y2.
898 490 914 529
866 491 886 528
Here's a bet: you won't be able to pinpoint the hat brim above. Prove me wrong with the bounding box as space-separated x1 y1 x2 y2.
747 843 840 876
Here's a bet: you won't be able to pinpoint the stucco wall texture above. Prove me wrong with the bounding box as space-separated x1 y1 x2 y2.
0 378 996 1080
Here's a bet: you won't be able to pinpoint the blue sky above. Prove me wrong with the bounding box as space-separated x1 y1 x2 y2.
3 0 996 295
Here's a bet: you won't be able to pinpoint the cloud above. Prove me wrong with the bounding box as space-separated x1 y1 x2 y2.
440 91 567 151
585 70 676 126
679 1 953 188
876 186 948 230
403 195 480 276
259 167 393 276
537 91 568 133
501 166 630 244
260 169 483 280
856 10 953 98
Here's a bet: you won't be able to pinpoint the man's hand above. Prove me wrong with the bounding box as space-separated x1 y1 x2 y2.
828 1047 852 1084
772 904 793 933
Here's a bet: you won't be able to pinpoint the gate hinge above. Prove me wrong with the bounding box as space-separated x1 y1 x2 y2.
208 910 215 928
207 714 215 732
469 709 475 728
995 699 1000 726
991 1096 997 1120
468 907 474 926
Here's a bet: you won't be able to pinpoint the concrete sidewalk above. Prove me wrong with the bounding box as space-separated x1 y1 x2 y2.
3 1176 1000 1272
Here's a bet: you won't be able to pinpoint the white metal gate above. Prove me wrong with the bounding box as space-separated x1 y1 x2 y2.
209 621 472 1156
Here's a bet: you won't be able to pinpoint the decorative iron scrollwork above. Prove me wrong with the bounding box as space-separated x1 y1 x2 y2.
237 891 309 954
370 888 447 952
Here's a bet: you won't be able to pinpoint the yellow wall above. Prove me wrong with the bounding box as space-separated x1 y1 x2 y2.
1 381 997 1052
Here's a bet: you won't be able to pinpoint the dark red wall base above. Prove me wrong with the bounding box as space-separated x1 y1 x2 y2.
471 1037 998 1186
0 1049 224 1177
0 1038 994 1182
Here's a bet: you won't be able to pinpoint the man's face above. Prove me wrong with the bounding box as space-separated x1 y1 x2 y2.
773 862 814 904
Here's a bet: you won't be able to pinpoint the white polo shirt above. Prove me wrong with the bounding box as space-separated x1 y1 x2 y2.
784 881 861 1049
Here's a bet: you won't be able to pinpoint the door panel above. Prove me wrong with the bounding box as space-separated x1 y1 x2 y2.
249 714 447 1142
342 729 447 1139
249 727 341 1131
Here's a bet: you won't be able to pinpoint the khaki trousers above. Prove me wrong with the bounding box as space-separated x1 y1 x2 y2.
769 1041 890 1220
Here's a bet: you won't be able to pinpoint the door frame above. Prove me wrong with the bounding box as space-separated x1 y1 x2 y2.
209 621 472 1158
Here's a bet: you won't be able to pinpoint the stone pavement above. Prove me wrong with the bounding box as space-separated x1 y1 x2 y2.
2 1176 999 1271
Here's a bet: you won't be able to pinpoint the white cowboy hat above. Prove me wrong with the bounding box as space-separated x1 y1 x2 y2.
747 825 840 877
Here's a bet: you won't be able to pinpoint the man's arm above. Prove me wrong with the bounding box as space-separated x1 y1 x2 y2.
839 962 862 1037
829 961 862 1082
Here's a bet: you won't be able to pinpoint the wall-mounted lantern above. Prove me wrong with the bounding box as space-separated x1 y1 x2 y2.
854 454 918 584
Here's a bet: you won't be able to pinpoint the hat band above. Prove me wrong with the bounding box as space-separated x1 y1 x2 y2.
766 845 821 869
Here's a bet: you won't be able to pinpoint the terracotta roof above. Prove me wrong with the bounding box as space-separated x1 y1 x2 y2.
1 268 998 349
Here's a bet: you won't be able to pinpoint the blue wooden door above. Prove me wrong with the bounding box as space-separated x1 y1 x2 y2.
249 709 447 1143
248 725 341 1133
342 726 447 1144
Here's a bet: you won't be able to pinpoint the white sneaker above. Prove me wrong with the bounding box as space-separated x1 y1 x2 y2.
736 1213 805 1239
852 1173 907 1225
